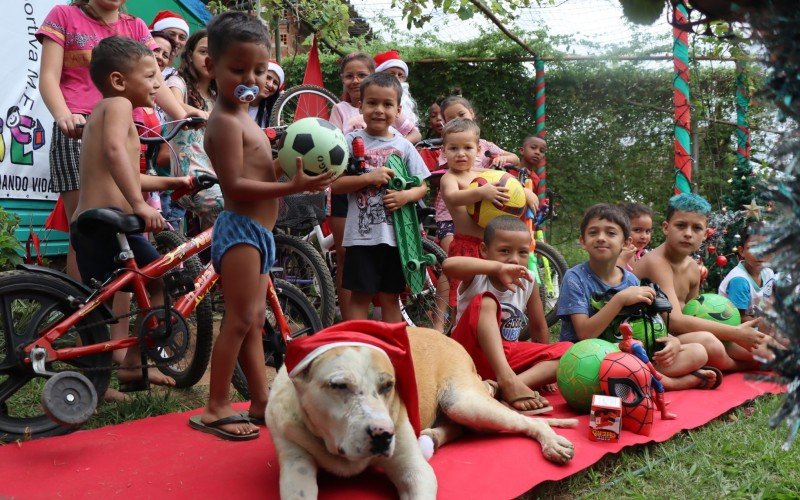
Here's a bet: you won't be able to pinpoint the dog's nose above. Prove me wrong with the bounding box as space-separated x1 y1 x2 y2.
367 424 394 455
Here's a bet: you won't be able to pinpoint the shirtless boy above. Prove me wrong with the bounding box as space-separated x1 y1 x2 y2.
71 36 193 392
439 118 539 304
188 12 333 441
633 193 769 371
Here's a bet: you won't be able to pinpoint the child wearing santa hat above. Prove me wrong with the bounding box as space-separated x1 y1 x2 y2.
149 10 190 71
374 49 419 133
249 60 284 128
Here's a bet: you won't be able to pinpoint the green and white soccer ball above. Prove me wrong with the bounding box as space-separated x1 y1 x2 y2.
683 293 741 326
557 339 620 413
277 117 349 177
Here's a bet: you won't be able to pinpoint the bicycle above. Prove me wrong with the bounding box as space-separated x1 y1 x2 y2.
269 84 340 127
272 190 337 327
0 173 320 444
498 164 568 327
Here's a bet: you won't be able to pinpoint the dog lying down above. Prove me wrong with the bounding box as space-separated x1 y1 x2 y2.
266 321 577 498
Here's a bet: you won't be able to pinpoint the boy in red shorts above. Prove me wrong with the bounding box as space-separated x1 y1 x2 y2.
443 216 571 414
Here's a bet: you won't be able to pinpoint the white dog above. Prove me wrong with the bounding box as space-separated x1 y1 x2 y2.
266 324 576 499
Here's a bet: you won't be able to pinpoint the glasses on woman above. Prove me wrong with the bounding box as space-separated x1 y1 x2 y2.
342 72 370 82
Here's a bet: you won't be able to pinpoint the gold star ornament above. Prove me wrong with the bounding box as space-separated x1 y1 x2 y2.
743 199 763 220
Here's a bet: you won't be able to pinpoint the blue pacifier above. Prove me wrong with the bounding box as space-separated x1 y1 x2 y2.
234 84 259 102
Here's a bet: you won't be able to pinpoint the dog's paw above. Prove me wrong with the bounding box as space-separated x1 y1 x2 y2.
418 435 435 461
541 434 575 464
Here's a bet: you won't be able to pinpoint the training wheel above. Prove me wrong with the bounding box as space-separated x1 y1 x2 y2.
42 371 98 428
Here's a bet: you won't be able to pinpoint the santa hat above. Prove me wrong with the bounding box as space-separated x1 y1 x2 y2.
267 60 285 89
149 10 190 36
285 320 421 436
374 50 409 77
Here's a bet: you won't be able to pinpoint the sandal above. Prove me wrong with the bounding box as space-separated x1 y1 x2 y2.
188 414 259 441
690 366 723 390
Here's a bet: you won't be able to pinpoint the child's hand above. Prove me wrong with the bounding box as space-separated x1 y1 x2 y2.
180 176 194 191
367 167 394 187
490 155 506 168
347 115 366 131
615 286 656 307
56 113 86 139
652 336 679 368
290 158 336 193
133 202 165 233
735 319 768 351
524 188 539 213
495 263 532 292
619 242 637 265
383 189 410 213
185 108 209 122
480 182 510 207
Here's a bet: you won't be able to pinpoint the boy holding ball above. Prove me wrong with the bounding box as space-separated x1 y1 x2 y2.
440 118 540 305
191 12 333 441
331 72 430 322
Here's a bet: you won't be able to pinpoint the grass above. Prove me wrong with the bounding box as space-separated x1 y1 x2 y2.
526 394 800 499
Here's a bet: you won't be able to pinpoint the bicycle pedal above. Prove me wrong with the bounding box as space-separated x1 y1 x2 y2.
163 268 195 298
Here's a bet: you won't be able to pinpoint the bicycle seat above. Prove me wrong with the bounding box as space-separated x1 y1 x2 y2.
75 208 145 236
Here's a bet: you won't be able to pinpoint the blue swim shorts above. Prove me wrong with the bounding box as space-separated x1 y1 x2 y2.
211 211 276 275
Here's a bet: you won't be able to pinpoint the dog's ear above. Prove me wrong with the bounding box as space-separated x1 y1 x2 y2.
290 356 317 385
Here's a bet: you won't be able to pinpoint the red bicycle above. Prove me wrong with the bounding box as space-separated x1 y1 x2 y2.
0 173 320 443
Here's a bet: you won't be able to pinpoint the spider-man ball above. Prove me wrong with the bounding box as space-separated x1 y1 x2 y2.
716 255 728 267
708 245 716 254
599 352 654 436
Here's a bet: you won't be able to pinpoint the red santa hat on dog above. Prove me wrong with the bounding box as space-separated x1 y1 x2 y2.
284 320 421 436
267 60 285 89
374 50 409 77
149 10 190 36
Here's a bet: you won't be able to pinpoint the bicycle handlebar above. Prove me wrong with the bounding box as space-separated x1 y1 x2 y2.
170 173 219 201
414 138 442 149
139 116 207 144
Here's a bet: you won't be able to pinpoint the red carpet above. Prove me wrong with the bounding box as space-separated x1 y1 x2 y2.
0 372 783 499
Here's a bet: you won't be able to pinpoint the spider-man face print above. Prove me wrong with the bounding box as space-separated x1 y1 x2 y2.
599 352 654 436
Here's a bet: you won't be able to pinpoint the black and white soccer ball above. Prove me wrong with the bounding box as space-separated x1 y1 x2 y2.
277 118 349 177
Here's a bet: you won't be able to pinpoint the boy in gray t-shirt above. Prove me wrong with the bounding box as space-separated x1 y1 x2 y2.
331 73 429 322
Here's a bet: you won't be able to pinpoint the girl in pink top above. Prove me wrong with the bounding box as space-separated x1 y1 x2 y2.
37 0 190 237
37 0 192 395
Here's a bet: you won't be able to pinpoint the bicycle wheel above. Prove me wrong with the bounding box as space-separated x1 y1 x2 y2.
0 271 111 441
400 239 451 333
533 241 568 327
273 233 336 327
153 231 214 388
269 84 339 127
231 278 322 400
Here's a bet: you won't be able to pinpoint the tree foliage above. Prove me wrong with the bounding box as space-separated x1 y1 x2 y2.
278 32 772 245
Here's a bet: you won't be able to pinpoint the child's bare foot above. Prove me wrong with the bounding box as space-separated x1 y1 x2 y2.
117 367 176 392
102 387 131 403
497 375 551 413
189 407 259 441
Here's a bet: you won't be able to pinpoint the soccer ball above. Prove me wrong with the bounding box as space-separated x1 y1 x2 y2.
557 339 620 413
466 170 527 228
277 117 349 177
682 293 741 326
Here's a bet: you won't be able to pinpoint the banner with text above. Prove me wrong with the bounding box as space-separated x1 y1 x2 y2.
0 0 66 201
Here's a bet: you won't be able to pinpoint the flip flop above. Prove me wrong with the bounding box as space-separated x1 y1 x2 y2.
690 365 723 390
241 412 266 426
501 396 554 416
188 414 260 441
